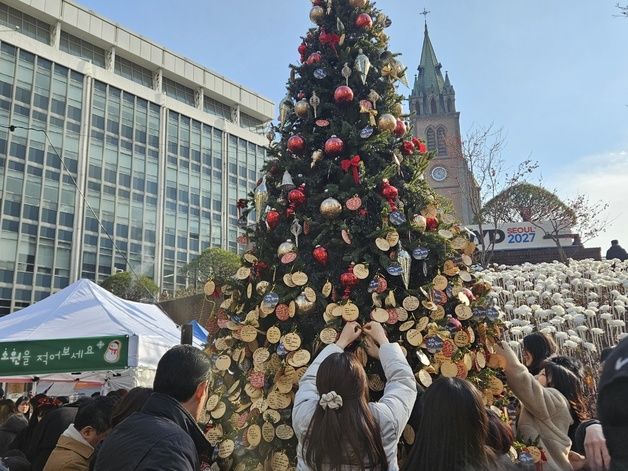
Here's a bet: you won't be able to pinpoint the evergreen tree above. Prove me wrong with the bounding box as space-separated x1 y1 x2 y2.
205 1 502 468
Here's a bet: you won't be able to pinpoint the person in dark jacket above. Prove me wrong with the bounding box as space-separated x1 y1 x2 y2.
43 397 114 471
597 338 628 471
9 395 61 456
23 400 86 471
1 450 31 471
606 240 628 261
93 346 213 471
0 413 28 455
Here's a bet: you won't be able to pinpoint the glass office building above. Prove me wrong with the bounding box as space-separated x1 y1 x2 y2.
0 0 273 314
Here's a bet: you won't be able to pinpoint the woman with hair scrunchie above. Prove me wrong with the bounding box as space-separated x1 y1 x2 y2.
293 321 417 471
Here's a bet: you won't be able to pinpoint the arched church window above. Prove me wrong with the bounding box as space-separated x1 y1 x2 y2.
447 98 453 113
437 127 447 155
426 127 436 152
430 97 437 114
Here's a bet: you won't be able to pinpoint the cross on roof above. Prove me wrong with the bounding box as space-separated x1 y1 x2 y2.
420 8 431 25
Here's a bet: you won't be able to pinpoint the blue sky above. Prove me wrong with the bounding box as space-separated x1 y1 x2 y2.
78 0 628 249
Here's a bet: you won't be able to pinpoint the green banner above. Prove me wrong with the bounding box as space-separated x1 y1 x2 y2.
0 336 129 376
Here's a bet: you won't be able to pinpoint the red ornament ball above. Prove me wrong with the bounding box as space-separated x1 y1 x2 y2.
306 51 322 65
394 119 407 137
412 137 427 153
401 140 415 156
426 217 439 231
334 85 354 103
355 13 373 29
298 43 308 61
287 135 305 154
381 179 399 200
288 185 306 207
324 135 344 156
312 245 329 265
340 265 359 292
265 210 280 230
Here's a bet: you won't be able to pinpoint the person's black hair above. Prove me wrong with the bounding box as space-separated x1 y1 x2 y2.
111 387 152 427
523 332 557 375
542 360 589 423
91 392 101 398
153 345 211 402
74 396 115 434
550 355 584 380
15 397 29 408
403 378 494 471
600 347 614 364
611 240 619 245
0 399 16 424
485 408 514 455
14 396 30 418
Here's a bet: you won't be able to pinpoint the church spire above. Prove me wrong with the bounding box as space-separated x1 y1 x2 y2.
413 24 445 96
410 19 455 116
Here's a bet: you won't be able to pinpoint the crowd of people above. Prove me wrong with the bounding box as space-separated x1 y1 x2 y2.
0 330 625 471
0 345 210 471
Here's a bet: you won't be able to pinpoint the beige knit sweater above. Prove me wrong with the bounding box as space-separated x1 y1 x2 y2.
501 342 573 471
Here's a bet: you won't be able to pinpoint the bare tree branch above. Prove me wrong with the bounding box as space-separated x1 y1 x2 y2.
615 3 628 17
482 183 610 263
448 124 538 266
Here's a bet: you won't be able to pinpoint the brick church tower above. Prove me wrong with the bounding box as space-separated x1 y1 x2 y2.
409 24 477 224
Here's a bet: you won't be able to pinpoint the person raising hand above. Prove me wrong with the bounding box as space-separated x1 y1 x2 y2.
293 321 416 471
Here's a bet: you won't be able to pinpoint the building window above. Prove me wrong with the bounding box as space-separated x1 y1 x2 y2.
426 127 436 153
430 97 437 114
163 78 194 106
114 56 153 88
203 95 231 120
60 32 106 67
240 112 265 134
437 127 447 156
0 3 50 44
447 98 453 113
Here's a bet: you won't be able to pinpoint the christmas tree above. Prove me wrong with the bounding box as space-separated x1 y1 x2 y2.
204 1 502 469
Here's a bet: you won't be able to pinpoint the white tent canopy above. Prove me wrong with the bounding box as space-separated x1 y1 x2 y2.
0 279 196 389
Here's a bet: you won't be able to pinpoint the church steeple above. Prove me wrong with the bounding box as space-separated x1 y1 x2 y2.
413 25 445 96
410 23 456 116
408 14 475 225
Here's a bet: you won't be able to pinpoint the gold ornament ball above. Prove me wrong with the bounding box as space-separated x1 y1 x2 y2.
378 113 397 132
309 6 325 24
320 197 343 219
412 214 427 232
295 99 310 118
277 240 296 257
295 292 316 315
392 102 404 117
349 0 367 6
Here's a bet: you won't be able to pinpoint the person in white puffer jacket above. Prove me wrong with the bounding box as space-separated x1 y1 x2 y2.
292 321 417 471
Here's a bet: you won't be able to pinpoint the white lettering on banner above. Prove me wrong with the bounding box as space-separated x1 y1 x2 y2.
466 222 571 251
2 345 98 367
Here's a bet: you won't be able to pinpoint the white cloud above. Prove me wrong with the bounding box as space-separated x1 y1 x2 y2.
547 150 628 251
